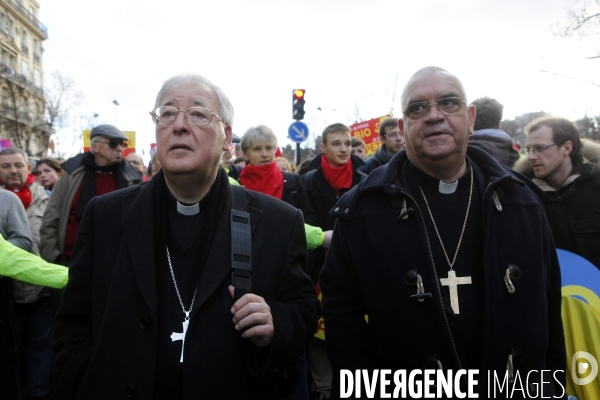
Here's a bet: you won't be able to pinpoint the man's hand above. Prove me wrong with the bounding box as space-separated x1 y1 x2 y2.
229 285 274 348
321 230 333 248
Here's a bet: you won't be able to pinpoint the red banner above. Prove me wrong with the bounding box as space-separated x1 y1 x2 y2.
350 116 389 157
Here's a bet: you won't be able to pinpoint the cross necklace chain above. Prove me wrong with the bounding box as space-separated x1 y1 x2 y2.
166 246 198 362
419 168 473 314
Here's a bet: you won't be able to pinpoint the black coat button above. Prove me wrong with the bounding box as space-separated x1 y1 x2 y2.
139 316 149 330
125 385 137 398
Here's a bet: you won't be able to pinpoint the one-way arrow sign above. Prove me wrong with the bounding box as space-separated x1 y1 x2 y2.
288 121 309 143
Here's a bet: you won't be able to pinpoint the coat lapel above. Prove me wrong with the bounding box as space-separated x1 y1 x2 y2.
122 182 158 320
191 190 263 315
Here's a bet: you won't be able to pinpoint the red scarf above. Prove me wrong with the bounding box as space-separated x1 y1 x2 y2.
239 162 284 199
3 174 35 209
320 154 353 196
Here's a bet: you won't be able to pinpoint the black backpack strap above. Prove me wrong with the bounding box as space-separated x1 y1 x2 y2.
230 185 252 302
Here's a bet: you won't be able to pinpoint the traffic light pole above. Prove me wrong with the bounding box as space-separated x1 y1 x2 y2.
296 142 301 168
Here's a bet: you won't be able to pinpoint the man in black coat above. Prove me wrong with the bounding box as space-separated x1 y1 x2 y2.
52 73 320 399
300 123 366 399
517 116 600 270
358 117 405 175
320 67 566 399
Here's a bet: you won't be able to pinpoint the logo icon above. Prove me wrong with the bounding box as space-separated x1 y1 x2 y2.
572 351 598 386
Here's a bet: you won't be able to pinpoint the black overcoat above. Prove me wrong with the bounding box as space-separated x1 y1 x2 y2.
300 154 366 280
52 175 320 399
320 147 566 399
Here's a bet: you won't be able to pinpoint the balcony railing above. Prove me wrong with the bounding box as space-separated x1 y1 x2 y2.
4 0 48 38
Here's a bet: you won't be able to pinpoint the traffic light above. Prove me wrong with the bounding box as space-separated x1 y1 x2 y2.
292 89 305 120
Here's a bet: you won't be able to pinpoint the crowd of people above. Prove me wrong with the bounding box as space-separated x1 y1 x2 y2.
0 66 598 399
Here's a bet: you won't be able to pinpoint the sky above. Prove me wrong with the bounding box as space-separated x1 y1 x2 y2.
38 0 600 160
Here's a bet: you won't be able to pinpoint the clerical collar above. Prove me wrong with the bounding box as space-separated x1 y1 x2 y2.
166 185 212 217
410 159 473 194
176 202 200 216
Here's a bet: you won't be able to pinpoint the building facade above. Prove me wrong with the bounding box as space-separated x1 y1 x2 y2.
0 0 49 157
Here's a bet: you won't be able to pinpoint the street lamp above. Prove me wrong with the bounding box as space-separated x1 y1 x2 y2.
113 99 119 126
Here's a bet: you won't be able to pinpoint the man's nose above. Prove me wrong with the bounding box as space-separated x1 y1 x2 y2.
171 110 190 132
527 149 537 160
424 104 444 121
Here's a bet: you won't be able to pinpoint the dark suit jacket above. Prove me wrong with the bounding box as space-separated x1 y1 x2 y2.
52 177 320 399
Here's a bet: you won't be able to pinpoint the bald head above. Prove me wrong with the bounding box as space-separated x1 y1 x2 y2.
125 152 145 175
401 66 467 111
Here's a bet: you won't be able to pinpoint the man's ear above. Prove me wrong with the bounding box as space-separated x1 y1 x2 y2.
467 104 476 135
27 164 32 173
319 142 326 153
223 125 233 152
563 141 573 156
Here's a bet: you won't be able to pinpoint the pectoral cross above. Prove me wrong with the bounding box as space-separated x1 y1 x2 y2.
171 315 190 363
440 270 472 314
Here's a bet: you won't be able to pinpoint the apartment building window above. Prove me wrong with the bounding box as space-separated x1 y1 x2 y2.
0 13 6 34
21 29 29 56
8 19 13 39
33 39 40 64
22 61 29 79
33 69 40 87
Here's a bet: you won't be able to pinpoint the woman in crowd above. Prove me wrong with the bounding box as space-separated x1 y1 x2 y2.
239 125 324 400
275 156 292 173
35 158 63 194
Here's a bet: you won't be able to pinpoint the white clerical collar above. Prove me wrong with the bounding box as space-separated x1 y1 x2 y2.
176 201 200 216
438 179 459 194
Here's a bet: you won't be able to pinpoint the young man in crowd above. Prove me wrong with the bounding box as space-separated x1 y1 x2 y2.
301 123 366 399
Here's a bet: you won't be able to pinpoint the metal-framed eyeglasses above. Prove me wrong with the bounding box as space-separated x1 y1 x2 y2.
95 139 128 149
524 143 558 154
403 97 467 120
149 106 223 127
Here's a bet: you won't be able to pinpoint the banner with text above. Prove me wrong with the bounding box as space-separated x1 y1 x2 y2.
350 116 390 157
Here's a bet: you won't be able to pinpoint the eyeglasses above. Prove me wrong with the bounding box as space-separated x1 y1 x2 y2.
524 143 558 154
149 106 223 127
95 140 128 149
403 97 467 120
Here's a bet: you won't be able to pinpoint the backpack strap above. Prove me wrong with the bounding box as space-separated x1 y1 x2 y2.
230 185 252 302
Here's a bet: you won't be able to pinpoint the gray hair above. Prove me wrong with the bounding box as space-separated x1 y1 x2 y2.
241 125 278 154
90 136 103 154
0 147 29 164
154 74 235 127
400 66 468 110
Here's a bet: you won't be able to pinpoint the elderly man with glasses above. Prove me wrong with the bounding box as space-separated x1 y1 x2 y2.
51 74 319 399
39 124 142 270
320 66 566 398
358 117 405 175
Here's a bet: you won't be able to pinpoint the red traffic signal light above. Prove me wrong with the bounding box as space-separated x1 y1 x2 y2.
293 89 306 120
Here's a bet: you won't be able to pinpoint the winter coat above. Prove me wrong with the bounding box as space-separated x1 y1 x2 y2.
469 128 520 168
39 153 142 264
357 145 393 175
51 176 320 399
1 181 49 302
320 146 566 398
0 235 68 289
300 154 366 281
515 139 600 270
0 190 32 251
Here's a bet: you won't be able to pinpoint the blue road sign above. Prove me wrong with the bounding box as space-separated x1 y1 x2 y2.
288 121 309 143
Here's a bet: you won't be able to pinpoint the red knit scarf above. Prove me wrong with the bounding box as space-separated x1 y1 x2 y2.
4 174 35 209
239 162 284 199
320 154 353 196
